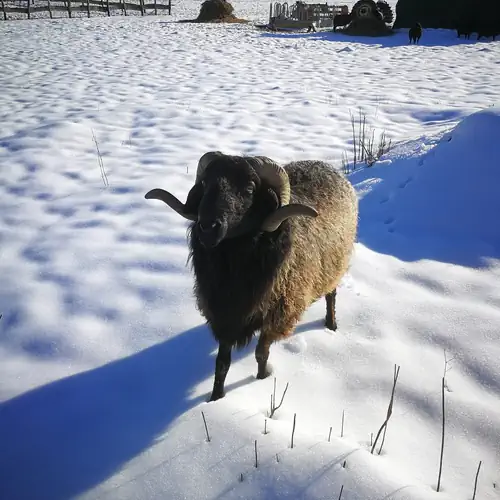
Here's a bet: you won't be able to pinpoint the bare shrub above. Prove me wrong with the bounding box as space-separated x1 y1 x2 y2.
342 108 392 174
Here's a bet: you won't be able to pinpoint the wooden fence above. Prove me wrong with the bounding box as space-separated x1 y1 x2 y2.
1 0 171 20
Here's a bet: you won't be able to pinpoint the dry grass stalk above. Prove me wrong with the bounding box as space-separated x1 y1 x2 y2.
371 364 400 455
201 411 211 442
290 413 297 449
91 129 109 187
436 377 446 492
472 460 482 500
269 378 289 418
342 109 392 173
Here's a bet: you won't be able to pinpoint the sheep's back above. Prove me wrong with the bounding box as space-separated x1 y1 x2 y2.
276 160 358 305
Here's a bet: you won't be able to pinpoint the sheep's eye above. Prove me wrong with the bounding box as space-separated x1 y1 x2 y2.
246 182 256 195
201 180 206 188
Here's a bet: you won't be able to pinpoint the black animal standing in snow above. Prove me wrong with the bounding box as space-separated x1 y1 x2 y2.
477 24 499 41
409 22 423 44
145 152 358 401
457 21 474 39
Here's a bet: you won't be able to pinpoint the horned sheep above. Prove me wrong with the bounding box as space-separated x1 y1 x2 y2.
145 153 359 401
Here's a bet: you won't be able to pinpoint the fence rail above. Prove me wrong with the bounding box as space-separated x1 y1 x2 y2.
1 0 171 20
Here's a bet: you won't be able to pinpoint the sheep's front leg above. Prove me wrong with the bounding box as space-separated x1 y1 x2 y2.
209 342 232 402
255 333 273 380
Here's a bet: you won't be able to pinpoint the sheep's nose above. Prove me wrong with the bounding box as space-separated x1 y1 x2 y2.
197 218 226 248
199 219 222 233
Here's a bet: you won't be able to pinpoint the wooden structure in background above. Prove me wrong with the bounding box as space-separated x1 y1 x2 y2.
269 1 349 30
1 0 171 20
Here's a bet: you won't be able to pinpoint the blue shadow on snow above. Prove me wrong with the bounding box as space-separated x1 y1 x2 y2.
258 27 496 48
349 141 500 268
0 325 253 500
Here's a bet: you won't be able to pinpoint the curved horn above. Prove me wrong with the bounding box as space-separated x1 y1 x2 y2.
144 188 197 221
261 203 319 232
247 156 318 232
196 151 224 182
249 156 291 206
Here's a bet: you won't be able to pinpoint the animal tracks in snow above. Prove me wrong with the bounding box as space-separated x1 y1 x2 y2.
398 177 413 189
283 335 308 354
378 175 415 233
375 146 437 232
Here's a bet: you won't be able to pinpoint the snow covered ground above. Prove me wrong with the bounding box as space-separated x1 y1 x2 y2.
1 2 500 499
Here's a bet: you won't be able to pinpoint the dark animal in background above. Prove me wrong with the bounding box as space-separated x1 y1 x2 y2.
477 25 498 41
333 13 352 32
409 22 422 44
457 21 475 39
145 152 359 402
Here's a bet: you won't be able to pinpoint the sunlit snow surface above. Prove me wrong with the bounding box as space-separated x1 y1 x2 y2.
1 2 500 499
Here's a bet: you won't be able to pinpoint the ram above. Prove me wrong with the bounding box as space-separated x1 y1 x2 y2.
145 152 358 401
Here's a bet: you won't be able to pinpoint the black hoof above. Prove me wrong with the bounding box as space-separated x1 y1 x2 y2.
325 318 337 331
256 363 273 380
208 390 225 402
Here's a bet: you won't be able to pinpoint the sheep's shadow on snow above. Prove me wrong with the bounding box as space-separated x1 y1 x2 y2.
259 28 494 48
0 324 252 500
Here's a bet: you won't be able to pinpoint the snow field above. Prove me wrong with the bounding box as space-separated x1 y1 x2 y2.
1 3 500 499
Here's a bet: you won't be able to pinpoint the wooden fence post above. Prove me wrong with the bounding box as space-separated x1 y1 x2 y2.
122 0 127 15
67 0 72 17
86 0 90 17
47 0 52 18
27 0 30 19
140 0 144 15
1 0 7 20
106 0 110 16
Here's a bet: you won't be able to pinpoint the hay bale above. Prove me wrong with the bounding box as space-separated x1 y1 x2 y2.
196 0 236 22
341 16 394 36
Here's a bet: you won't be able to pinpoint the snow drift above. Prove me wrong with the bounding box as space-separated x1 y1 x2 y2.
354 105 500 267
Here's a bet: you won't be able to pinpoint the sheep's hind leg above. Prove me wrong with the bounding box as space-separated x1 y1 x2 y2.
209 342 232 402
255 334 273 380
325 289 338 331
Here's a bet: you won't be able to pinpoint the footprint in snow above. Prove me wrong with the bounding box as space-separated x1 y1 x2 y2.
383 216 396 233
338 273 360 296
399 178 412 189
283 336 307 354
418 141 441 167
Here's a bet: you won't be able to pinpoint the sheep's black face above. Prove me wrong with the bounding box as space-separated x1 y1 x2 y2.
193 158 278 248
